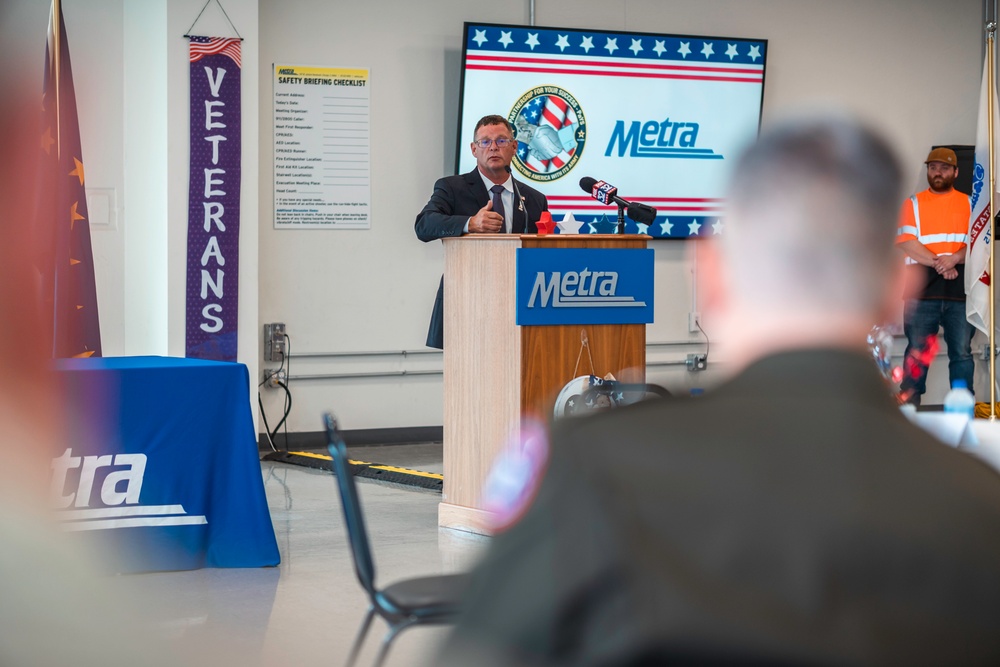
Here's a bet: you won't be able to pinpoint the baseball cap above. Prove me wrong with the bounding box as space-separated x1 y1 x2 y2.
925 147 958 166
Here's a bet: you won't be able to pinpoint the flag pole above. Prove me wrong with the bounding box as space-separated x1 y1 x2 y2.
989 21 997 420
53 0 61 159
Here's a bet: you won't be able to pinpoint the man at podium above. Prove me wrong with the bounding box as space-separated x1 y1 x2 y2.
415 114 548 349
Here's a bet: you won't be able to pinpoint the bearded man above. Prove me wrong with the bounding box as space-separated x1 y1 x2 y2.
895 147 973 405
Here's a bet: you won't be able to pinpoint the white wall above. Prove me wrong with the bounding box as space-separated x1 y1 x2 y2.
62 0 127 356
258 0 983 433
122 0 168 356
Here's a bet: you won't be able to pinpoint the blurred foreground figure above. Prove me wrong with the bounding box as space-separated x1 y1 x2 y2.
438 117 1000 666
0 7 180 664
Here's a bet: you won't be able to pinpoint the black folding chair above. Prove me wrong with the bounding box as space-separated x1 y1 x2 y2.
323 412 470 667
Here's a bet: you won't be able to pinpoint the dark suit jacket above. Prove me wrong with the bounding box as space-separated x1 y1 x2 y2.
440 349 1000 666
415 168 548 349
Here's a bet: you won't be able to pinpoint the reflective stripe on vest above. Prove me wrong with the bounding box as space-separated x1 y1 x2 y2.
902 195 968 265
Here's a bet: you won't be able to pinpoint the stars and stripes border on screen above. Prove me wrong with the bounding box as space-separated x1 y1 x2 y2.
466 25 764 84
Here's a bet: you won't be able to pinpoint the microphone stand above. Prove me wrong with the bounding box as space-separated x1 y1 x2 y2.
616 204 626 235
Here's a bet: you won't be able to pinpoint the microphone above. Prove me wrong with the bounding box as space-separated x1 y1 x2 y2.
578 176 619 205
578 176 658 225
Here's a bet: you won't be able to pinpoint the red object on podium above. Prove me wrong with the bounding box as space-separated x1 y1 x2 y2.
535 211 555 235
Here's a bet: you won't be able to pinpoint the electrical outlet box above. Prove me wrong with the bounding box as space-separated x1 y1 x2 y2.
686 353 708 372
688 312 701 333
263 323 286 361
262 368 286 388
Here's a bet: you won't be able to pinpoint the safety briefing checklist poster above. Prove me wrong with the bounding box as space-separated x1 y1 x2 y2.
272 65 371 229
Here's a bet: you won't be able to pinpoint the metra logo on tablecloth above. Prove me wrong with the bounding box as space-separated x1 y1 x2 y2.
51 448 207 531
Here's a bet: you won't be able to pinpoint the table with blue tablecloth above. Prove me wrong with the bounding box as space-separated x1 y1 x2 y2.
53 356 280 573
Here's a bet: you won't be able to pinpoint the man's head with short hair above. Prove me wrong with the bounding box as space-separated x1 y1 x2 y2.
703 116 904 361
471 114 517 183
473 114 514 137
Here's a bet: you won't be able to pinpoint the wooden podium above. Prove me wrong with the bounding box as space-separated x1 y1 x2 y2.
438 234 648 534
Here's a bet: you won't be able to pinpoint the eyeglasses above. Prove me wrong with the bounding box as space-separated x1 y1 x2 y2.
475 138 513 149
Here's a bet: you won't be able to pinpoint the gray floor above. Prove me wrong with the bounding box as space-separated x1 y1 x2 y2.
112 443 488 667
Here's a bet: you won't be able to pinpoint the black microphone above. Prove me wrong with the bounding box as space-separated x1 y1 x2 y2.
578 176 658 225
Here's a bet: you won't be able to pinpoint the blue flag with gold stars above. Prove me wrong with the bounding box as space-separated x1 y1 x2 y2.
38 3 102 358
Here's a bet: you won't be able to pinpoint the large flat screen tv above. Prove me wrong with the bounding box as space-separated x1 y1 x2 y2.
456 22 767 238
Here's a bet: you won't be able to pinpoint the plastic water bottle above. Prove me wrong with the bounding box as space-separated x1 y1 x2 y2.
943 380 975 420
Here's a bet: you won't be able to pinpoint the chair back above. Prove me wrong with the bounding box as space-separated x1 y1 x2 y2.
324 412 378 596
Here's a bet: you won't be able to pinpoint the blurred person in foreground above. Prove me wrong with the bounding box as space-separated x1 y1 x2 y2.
0 14 182 665
438 116 1000 666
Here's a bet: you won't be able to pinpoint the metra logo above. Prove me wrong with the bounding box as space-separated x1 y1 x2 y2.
51 448 208 531
277 67 295 75
604 119 723 160
528 269 646 308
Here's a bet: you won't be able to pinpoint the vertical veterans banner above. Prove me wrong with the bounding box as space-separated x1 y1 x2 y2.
186 37 242 361
39 3 102 358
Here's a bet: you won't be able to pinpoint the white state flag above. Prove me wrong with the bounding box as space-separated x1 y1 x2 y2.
967 53 1000 335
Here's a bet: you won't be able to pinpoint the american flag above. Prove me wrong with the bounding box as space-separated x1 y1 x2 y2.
966 50 1000 358
189 36 242 69
36 1 102 358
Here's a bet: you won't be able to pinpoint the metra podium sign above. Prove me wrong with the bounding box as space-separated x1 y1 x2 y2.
516 248 654 325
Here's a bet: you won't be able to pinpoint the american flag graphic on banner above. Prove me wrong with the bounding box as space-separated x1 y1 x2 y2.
189 36 242 68
37 3 102 358
459 23 767 238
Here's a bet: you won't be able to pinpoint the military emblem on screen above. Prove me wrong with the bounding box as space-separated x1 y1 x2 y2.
508 86 586 183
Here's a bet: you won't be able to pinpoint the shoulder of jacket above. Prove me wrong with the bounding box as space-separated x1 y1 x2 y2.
432 173 469 189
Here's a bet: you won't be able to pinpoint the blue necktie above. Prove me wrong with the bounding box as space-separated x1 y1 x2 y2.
491 184 506 233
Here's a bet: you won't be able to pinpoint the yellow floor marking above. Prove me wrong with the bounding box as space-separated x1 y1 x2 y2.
285 451 441 479
368 465 443 480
